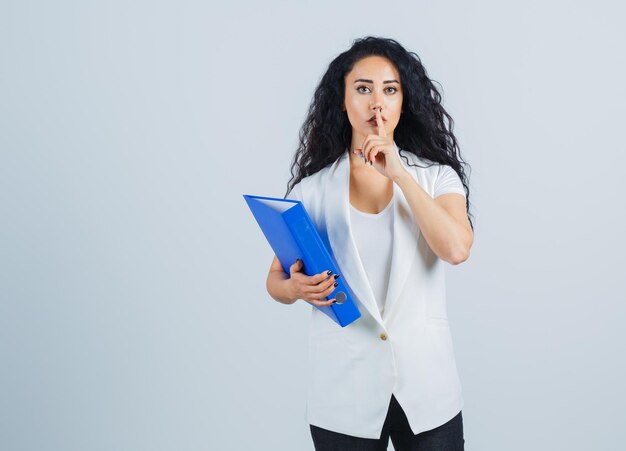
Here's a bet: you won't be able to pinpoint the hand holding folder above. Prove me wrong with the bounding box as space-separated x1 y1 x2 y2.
243 194 361 327
287 258 339 307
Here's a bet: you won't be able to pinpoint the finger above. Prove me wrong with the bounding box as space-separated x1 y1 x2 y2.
366 141 383 165
289 258 303 275
326 280 339 296
375 107 387 138
289 260 333 284
361 135 375 162
306 297 336 307
303 269 334 286
302 273 337 297
304 276 338 298
353 147 365 160
362 136 380 164
311 281 338 301
360 139 368 163
369 147 379 164
314 276 339 295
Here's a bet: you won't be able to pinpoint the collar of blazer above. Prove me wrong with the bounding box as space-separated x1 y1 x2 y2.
322 143 420 328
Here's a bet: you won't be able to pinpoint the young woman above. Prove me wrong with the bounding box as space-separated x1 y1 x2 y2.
266 36 474 451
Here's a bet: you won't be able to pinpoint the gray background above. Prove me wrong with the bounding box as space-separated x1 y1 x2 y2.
1 1 625 450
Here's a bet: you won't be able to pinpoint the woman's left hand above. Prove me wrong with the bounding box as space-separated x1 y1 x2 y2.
354 107 408 181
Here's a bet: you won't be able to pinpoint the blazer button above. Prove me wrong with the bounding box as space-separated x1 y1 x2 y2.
379 333 388 341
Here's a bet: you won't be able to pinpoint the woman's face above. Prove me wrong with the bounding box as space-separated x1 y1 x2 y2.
343 56 403 147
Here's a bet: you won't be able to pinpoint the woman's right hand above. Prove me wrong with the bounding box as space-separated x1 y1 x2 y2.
287 258 340 307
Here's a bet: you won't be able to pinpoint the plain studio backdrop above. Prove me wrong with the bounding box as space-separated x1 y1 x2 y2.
1 1 624 450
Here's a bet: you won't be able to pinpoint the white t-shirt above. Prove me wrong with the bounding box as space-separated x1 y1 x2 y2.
349 196 394 316
432 163 466 198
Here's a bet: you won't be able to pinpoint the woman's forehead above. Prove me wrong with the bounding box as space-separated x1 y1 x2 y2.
346 56 400 81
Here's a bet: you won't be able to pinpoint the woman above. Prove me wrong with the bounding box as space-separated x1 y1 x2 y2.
266 36 474 451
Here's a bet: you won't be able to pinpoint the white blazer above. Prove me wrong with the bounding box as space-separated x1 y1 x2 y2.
287 143 465 439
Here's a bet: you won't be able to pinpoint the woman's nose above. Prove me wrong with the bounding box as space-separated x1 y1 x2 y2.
369 96 383 111
370 103 383 115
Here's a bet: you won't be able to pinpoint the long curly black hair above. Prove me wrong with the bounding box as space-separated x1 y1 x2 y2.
285 35 474 231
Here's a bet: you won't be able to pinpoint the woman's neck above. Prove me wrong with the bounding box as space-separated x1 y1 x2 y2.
348 150 392 185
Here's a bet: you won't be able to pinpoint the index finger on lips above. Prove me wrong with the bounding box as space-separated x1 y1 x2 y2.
375 107 386 137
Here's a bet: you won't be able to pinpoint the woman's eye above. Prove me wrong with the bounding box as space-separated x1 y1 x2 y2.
356 85 399 94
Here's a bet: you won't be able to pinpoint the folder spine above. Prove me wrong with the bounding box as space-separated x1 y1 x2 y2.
283 204 361 327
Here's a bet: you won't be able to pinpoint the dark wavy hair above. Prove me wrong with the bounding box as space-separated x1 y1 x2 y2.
285 35 474 231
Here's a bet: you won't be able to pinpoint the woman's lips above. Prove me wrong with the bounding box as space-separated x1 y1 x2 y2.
367 119 386 126
367 113 387 121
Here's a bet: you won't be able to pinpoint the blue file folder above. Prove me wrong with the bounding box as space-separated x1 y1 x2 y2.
243 194 361 327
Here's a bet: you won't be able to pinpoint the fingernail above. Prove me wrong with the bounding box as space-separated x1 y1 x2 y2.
326 270 332 276
333 274 340 279
333 282 338 287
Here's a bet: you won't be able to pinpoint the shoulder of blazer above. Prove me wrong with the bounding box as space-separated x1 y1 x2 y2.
297 161 336 198
289 163 335 221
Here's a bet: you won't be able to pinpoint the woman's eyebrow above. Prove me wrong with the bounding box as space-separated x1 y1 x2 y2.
354 78 400 84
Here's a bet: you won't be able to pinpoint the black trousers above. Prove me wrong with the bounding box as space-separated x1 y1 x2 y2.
309 394 464 451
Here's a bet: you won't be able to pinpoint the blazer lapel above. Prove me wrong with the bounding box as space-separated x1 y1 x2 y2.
325 151 383 326
324 146 420 328
382 168 419 322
